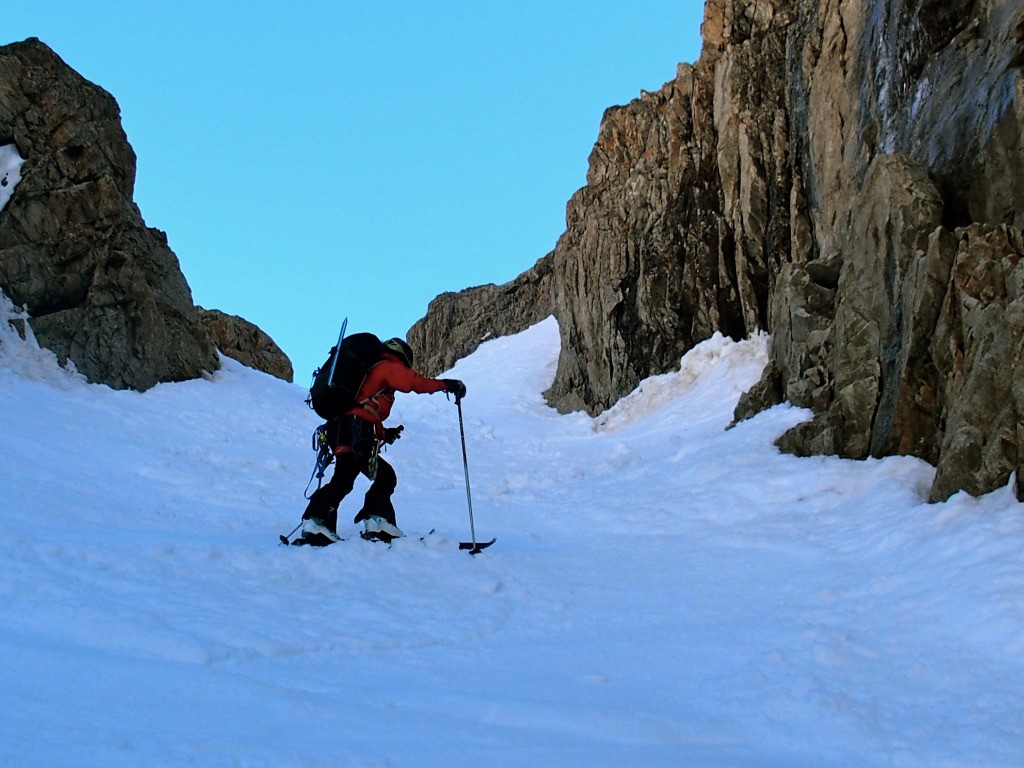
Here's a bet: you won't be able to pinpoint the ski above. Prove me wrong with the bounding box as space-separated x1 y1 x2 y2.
359 530 397 544
281 529 492 552
459 537 496 554
361 528 437 546
286 533 343 547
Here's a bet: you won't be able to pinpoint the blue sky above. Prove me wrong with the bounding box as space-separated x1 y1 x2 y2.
7 2 704 381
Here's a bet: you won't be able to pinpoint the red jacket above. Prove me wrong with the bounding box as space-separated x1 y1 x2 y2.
347 352 446 435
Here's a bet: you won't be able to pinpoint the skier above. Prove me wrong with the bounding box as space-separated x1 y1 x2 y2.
297 337 466 545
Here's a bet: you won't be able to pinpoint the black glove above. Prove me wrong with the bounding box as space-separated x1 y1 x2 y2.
383 425 404 445
443 379 467 402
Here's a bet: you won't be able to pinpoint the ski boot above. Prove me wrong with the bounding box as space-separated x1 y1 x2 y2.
293 516 340 547
360 516 404 543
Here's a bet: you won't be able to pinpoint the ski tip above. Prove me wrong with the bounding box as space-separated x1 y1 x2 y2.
459 537 496 554
279 534 291 546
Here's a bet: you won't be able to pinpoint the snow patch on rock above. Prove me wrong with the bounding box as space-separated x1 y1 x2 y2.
0 144 25 212
0 290 85 388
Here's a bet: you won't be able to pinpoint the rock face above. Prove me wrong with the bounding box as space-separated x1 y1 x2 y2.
408 256 556 379
0 38 218 390
198 307 293 383
413 5 797 413
411 0 1024 502
734 0 1024 502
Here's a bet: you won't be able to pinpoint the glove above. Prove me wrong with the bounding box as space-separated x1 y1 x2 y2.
443 379 467 402
383 425 404 445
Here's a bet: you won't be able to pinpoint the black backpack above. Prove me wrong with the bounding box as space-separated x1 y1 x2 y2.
307 331 384 420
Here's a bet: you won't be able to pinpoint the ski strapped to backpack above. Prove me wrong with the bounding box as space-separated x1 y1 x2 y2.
306 319 386 421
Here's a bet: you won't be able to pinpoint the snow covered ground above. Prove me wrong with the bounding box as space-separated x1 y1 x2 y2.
1 293 1023 767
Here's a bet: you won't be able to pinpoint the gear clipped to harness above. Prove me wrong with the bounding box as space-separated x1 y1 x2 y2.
306 319 385 421
304 422 334 499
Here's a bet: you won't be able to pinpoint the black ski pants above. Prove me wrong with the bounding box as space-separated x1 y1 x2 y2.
301 454 398 533
301 416 398 533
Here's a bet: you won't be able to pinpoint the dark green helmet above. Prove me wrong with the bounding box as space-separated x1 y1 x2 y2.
383 337 414 368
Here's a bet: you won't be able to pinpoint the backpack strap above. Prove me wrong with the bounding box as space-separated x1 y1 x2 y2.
359 391 388 419
353 361 389 419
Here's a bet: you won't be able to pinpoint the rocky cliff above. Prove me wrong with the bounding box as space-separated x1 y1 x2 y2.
0 38 292 389
410 0 1024 502
198 307 293 383
0 38 221 390
733 0 1024 503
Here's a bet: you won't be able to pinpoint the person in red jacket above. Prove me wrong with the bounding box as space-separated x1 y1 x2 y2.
298 337 466 545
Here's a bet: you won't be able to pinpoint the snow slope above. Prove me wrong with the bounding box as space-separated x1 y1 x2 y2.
1 293 1023 767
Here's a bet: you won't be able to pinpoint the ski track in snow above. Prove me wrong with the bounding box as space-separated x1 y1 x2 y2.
1 297 1023 767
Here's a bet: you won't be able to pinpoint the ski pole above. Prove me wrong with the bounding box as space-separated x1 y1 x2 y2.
456 398 478 551
453 397 495 554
